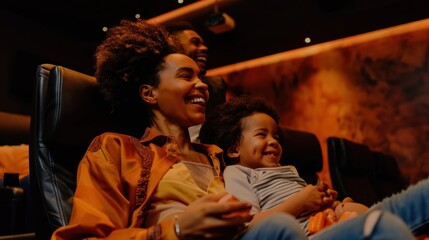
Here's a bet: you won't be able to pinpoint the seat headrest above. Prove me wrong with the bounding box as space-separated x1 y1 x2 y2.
45 66 114 148
279 127 323 185
333 138 375 172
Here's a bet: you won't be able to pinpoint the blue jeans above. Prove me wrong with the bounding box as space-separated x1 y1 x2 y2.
241 214 307 240
370 177 429 232
314 178 429 239
241 211 414 240
313 210 414 240
241 178 429 239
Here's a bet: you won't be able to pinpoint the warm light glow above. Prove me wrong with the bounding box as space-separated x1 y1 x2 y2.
207 18 429 76
135 13 141 19
102 27 108 32
178 0 184 4
207 17 429 185
305 37 311 43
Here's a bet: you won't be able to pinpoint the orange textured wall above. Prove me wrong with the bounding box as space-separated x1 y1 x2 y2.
208 18 429 185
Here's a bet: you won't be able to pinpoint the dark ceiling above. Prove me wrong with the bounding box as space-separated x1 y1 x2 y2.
3 0 198 40
4 0 429 70
2 0 429 115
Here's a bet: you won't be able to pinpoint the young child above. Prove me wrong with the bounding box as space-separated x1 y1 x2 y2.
200 96 368 236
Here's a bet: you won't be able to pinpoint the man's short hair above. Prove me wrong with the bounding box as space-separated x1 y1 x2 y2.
164 21 196 35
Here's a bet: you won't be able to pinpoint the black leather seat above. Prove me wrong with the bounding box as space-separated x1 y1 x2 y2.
29 64 116 239
279 128 323 185
327 137 409 206
372 151 409 199
0 65 55 239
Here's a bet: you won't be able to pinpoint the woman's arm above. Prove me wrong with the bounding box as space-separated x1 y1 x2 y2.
52 134 252 240
51 133 154 239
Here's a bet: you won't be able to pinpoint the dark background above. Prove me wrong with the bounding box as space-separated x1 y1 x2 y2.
1 0 429 115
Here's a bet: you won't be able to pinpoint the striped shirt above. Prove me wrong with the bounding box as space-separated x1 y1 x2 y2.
224 165 313 234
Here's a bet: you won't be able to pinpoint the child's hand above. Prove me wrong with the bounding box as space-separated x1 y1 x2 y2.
316 180 338 208
323 188 338 207
297 184 326 213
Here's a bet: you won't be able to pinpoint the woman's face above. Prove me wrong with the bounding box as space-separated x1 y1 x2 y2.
152 53 209 128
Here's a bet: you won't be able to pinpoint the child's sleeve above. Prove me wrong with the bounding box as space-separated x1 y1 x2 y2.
223 166 261 214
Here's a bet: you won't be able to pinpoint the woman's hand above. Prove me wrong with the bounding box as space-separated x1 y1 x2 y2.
177 193 252 239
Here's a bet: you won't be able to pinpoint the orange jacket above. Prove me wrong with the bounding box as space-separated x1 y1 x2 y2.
51 129 223 240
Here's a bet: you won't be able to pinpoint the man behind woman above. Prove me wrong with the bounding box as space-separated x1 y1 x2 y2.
165 21 227 143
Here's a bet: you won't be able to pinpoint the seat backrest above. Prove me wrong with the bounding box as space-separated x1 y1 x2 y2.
29 64 116 239
279 128 323 185
372 151 409 199
327 137 408 206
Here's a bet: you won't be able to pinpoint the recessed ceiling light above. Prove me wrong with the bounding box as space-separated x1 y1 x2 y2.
178 0 184 4
135 13 141 19
102 27 108 32
304 37 311 44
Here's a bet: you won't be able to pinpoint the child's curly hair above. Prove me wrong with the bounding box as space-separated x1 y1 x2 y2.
200 96 279 165
95 19 183 134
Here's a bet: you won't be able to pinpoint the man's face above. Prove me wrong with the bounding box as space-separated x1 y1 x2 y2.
174 29 209 75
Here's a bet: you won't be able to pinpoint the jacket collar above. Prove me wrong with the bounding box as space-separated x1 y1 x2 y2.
139 127 225 165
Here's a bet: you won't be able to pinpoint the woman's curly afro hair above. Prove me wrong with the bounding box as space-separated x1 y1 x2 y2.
94 19 183 133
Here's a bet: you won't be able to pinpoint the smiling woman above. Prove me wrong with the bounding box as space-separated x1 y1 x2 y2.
50 19 308 240
144 54 208 129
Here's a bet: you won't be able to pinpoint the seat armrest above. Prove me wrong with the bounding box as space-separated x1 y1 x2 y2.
0 233 35 240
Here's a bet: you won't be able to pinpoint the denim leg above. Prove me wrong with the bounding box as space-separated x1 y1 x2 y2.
370 177 429 232
241 213 307 240
313 210 414 240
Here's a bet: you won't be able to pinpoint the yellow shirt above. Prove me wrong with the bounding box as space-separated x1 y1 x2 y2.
146 159 225 226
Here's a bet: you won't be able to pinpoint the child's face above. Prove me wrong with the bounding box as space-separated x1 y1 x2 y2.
231 112 282 169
